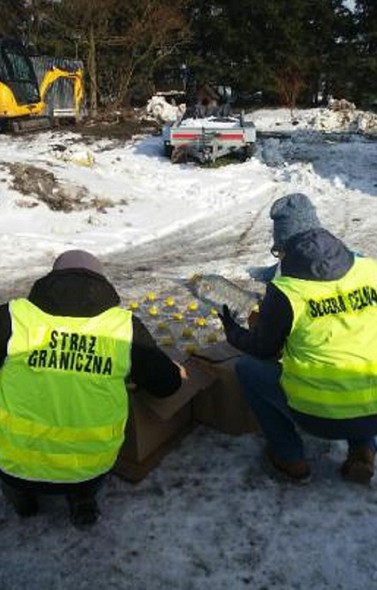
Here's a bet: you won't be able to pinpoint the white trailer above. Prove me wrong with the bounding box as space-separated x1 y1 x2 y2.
162 112 256 164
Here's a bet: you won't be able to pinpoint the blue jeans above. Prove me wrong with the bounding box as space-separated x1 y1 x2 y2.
235 355 377 463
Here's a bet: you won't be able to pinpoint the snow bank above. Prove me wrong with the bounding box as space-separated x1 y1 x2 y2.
249 106 377 135
146 95 186 123
179 116 242 128
310 108 377 134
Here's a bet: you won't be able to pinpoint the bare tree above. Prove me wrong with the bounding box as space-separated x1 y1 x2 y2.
45 0 191 116
277 66 303 115
104 0 192 105
41 0 118 116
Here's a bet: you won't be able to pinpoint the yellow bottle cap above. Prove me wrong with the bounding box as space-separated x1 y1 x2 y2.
173 312 184 322
164 296 175 307
185 343 198 355
181 327 194 339
128 301 139 311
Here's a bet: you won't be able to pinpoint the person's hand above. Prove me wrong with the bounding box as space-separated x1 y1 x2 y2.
248 303 260 328
174 361 188 380
218 304 236 333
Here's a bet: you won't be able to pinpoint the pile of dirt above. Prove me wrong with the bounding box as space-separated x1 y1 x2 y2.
7 163 114 213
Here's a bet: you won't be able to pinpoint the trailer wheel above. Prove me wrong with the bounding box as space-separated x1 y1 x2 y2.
171 146 188 164
241 143 254 161
164 143 173 158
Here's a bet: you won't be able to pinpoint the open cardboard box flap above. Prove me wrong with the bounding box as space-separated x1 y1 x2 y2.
134 353 215 421
129 341 240 421
190 341 242 373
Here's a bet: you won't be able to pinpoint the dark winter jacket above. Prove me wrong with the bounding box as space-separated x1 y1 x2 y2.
0 268 182 491
224 228 377 438
0 268 182 395
224 228 355 358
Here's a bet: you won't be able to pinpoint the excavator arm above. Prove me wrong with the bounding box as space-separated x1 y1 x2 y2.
39 66 84 117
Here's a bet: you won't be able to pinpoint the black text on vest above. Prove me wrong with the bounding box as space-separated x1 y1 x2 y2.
27 330 113 375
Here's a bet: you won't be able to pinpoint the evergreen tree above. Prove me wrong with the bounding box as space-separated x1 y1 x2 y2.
353 0 377 105
299 0 356 104
182 0 358 106
0 0 28 37
1 0 368 111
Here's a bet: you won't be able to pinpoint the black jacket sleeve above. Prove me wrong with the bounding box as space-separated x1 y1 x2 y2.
130 315 182 397
0 303 11 369
223 283 293 359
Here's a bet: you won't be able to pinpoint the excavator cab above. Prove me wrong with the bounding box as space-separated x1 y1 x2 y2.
0 38 44 127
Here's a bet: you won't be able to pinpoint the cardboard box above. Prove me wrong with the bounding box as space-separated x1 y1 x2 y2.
113 353 215 482
113 395 193 482
191 342 260 435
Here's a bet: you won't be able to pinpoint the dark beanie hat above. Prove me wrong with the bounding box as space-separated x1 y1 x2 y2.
53 249 104 275
270 193 321 251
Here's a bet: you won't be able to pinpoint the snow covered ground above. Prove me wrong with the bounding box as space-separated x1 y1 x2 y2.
1 107 377 589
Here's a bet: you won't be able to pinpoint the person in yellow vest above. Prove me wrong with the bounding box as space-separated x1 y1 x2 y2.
0 250 182 527
219 193 377 484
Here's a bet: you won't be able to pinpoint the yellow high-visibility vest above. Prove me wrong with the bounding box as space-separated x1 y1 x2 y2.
0 298 132 483
273 257 377 418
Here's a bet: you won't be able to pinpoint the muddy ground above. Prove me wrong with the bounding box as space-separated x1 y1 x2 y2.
73 109 160 141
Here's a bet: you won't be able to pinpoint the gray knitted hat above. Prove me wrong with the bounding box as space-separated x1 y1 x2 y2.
270 193 321 251
53 249 104 275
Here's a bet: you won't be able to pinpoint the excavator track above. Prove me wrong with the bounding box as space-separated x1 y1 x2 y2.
3 116 52 134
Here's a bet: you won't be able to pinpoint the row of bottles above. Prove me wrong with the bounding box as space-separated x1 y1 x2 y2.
122 290 225 355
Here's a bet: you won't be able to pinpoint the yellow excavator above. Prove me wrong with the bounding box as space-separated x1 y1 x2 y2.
0 38 84 132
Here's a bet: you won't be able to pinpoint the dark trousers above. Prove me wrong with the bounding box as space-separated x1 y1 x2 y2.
0 472 106 515
235 355 377 462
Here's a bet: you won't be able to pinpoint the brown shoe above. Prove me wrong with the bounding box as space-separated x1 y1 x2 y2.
341 447 375 484
266 447 311 484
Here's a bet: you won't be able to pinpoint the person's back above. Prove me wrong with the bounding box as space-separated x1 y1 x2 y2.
0 250 182 527
220 193 377 484
274 229 377 430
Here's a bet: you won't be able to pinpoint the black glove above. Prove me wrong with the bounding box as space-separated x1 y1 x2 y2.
218 304 236 333
218 304 245 347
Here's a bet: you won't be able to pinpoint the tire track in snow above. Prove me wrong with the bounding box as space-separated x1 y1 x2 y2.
235 184 282 256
